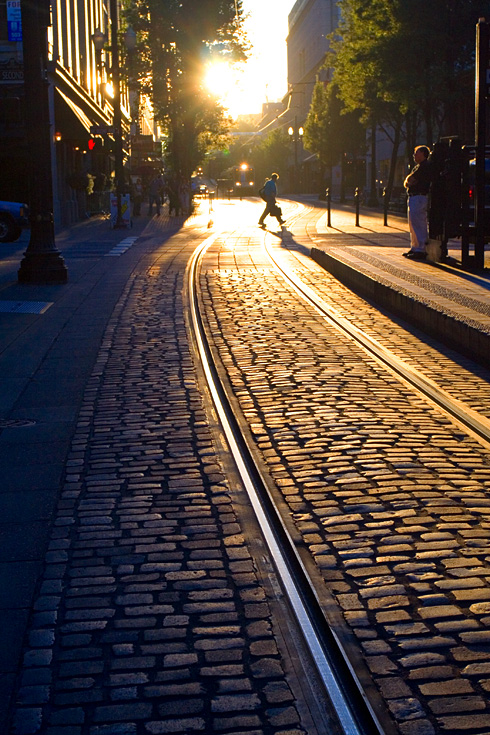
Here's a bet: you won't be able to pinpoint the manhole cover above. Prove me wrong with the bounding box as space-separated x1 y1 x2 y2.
0 419 37 428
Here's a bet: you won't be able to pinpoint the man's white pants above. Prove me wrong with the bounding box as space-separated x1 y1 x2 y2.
407 194 428 252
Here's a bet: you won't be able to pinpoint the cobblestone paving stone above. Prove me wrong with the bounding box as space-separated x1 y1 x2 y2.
200 231 490 735
281 210 490 419
10 228 306 735
287 261 490 420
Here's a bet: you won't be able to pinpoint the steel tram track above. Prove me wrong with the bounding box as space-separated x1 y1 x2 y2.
186 210 490 734
228 200 490 449
261 221 490 451
186 232 387 735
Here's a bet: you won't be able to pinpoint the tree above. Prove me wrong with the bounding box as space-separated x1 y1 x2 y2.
328 0 486 198
328 0 404 198
303 81 365 195
123 0 247 181
252 128 291 189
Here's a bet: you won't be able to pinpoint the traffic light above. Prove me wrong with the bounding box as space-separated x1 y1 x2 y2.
88 136 102 152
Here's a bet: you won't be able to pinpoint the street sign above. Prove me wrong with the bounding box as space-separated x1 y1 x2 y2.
90 125 114 135
131 134 154 153
0 63 24 84
7 0 22 42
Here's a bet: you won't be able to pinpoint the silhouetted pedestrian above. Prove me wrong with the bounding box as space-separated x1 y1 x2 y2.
258 173 285 228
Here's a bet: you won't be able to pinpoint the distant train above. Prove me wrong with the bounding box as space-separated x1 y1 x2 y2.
231 164 255 197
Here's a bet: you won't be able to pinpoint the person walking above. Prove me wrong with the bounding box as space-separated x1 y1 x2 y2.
403 145 432 260
167 177 181 216
148 174 164 216
132 178 143 216
258 173 285 228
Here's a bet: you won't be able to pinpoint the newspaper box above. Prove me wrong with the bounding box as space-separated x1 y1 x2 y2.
110 194 131 228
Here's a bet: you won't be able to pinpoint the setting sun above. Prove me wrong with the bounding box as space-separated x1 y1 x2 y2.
201 1 293 118
204 62 236 97
204 61 247 119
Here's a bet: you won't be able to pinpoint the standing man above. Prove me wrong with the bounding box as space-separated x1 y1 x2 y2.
258 173 285 228
403 145 432 260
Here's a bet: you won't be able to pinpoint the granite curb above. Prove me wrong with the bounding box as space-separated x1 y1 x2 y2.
310 247 490 369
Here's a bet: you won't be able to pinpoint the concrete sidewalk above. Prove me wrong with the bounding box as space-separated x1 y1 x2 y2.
307 202 490 368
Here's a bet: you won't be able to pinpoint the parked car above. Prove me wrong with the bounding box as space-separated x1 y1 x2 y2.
0 200 29 243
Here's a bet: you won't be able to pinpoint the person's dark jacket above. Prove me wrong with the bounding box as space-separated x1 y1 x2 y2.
407 159 432 196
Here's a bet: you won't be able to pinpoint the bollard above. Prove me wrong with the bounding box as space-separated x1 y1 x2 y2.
354 187 360 226
326 187 331 227
383 187 388 226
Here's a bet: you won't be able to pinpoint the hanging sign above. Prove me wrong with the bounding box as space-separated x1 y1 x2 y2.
7 1 22 42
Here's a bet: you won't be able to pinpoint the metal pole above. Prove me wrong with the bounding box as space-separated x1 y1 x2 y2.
368 122 379 207
461 148 472 268
110 0 126 229
18 0 67 283
383 187 388 226
354 187 360 226
326 188 331 227
474 18 487 270
294 116 298 193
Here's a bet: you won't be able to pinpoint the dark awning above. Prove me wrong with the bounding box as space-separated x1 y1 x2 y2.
55 88 93 137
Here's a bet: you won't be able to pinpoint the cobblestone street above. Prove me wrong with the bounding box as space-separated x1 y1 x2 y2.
1 198 490 734
9 219 311 735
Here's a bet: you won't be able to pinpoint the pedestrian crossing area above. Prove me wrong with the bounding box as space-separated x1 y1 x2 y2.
104 236 139 256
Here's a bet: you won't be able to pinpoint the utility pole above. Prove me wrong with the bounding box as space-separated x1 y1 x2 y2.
474 17 488 271
18 0 67 284
109 0 126 229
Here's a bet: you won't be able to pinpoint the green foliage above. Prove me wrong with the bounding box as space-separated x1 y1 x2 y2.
303 81 365 169
67 171 95 194
252 128 291 186
123 0 247 179
329 0 487 142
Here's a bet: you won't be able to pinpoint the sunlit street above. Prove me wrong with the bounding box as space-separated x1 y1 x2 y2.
1 2 489 734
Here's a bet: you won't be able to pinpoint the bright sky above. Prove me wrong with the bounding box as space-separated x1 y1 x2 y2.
205 0 297 118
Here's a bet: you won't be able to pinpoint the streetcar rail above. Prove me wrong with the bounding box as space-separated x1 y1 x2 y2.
263 238 490 451
186 233 386 735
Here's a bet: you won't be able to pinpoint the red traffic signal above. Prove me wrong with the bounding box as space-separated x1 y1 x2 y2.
88 137 102 151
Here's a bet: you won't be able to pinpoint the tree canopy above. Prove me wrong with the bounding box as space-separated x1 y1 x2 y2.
303 81 365 171
252 128 291 187
329 0 487 146
123 0 247 179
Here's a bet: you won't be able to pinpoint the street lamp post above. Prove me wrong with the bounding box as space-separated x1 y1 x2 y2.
109 0 125 229
124 27 138 134
18 0 68 284
92 8 135 229
288 118 304 193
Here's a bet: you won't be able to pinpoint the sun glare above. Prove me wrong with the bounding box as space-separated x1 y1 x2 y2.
204 62 236 97
204 61 253 119
199 1 291 118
